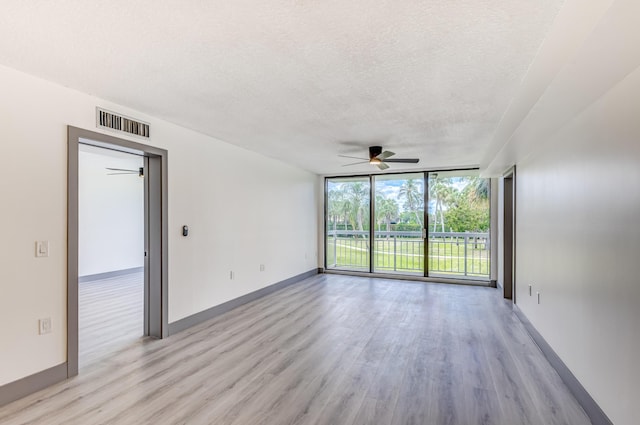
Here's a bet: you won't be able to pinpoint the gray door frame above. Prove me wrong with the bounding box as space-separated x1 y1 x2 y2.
503 167 516 301
67 126 168 377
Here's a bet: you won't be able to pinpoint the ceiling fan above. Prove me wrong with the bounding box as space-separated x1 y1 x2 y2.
106 167 144 177
339 146 419 170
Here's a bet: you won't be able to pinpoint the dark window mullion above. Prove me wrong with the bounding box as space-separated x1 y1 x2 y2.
424 171 430 278
369 175 375 273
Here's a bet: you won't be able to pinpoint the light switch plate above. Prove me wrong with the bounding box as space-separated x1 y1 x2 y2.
39 318 52 334
36 241 49 257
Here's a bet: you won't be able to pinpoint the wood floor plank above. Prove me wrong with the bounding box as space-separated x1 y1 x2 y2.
78 272 144 369
0 274 592 425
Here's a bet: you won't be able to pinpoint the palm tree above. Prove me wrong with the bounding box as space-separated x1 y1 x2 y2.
399 178 423 227
467 177 489 202
328 189 345 231
376 196 399 237
345 182 369 237
430 176 453 232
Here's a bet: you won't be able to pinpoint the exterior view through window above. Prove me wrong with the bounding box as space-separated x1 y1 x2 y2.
326 170 490 280
326 177 370 271
374 173 424 274
428 171 490 278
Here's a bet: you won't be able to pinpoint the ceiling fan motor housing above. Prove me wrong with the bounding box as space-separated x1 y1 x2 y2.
369 146 383 159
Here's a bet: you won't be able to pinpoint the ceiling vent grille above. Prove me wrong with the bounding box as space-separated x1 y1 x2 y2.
96 107 150 138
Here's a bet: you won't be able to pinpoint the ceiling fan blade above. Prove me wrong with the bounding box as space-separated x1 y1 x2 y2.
107 167 144 176
339 147 415 169
342 161 369 167
105 167 140 174
383 158 420 163
105 167 138 173
107 172 139 175
338 155 369 160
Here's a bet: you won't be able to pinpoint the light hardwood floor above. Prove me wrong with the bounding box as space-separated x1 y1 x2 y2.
0 274 591 424
79 272 144 370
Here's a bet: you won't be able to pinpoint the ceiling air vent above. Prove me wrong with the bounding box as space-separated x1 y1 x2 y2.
96 107 150 139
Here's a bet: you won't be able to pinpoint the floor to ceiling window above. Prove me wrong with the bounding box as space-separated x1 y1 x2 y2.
326 177 371 271
373 173 424 275
325 170 491 280
427 170 491 278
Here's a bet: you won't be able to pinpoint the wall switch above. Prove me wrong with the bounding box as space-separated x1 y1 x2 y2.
36 241 49 257
260 264 265 272
39 318 52 335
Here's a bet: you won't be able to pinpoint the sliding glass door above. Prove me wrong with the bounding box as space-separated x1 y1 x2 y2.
427 171 491 278
373 173 424 275
326 170 491 280
326 177 370 271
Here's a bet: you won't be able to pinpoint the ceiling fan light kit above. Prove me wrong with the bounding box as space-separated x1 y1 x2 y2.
338 145 419 171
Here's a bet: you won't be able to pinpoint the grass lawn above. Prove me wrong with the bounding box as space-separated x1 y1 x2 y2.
326 237 490 277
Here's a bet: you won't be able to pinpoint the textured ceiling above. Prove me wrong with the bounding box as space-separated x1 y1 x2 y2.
0 0 564 175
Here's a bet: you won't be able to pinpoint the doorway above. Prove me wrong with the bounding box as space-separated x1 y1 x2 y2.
77 144 144 368
503 168 515 300
67 126 168 377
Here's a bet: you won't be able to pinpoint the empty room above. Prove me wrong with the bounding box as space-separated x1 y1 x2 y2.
77 144 146 370
0 1 638 424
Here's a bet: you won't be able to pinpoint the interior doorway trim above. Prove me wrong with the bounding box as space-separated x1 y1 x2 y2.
67 126 168 378
502 166 516 301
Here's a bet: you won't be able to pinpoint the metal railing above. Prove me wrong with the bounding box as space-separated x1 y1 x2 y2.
326 230 490 278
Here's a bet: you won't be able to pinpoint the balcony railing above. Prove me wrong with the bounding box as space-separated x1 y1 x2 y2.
326 230 490 279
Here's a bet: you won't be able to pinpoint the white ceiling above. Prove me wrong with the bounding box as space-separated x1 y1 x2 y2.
0 0 564 175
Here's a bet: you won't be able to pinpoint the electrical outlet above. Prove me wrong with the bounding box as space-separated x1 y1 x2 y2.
260 264 265 272
39 318 52 335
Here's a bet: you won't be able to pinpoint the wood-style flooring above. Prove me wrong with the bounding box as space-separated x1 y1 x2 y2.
79 271 143 370
0 274 591 424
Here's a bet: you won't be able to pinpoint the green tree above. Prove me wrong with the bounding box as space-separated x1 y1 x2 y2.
467 177 489 202
375 196 399 237
327 189 343 231
345 181 369 237
441 177 490 232
443 200 489 232
429 176 454 232
399 179 423 227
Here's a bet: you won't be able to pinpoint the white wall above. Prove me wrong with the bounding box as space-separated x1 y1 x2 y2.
0 64 319 386
78 145 144 277
484 2 640 422
515 68 640 425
